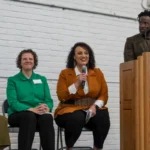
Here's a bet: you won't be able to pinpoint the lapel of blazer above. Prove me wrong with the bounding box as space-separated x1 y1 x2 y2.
86 69 97 96
66 69 85 96
134 34 146 52
66 68 76 83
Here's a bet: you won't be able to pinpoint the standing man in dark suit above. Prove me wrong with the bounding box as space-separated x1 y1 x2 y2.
124 10 150 62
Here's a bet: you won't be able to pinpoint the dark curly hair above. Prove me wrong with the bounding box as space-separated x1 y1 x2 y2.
138 10 150 22
16 49 38 69
66 42 95 69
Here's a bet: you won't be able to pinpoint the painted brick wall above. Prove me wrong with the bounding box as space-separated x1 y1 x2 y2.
0 0 144 149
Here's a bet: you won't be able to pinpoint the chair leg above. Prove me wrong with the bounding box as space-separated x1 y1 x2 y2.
57 127 64 150
39 142 42 150
57 127 60 150
60 128 63 150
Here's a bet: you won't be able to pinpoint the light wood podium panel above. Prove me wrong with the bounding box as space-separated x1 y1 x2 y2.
120 52 150 150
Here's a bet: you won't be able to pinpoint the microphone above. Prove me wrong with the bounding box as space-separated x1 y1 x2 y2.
81 65 87 89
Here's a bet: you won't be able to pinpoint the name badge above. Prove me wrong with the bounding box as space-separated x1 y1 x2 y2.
33 79 42 84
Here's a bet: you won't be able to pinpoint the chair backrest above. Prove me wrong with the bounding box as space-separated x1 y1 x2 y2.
2 99 9 117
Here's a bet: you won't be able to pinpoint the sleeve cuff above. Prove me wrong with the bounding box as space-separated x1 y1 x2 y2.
94 100 104 108
68 84 77 94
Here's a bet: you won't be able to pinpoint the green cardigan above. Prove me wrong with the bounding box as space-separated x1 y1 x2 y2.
6 71 53 116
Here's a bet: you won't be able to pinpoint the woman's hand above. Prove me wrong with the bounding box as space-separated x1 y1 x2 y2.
89 104 97 117
28 107 41 114
28 104 50 115
38 104 50 113
74 73 87 89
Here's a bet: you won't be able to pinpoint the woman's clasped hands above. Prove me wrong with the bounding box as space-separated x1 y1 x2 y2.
28 103 50 115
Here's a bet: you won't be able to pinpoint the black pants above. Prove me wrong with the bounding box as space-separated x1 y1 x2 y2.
55 109 110 149
8 111 55 150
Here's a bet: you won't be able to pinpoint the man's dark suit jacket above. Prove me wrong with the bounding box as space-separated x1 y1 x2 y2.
124 33 150 62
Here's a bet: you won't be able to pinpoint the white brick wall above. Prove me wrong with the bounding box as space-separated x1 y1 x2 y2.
0 0 143 149
13 0 143 18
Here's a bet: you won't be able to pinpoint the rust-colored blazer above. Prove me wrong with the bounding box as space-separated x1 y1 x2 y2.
54 68 108 118
124 33 150 62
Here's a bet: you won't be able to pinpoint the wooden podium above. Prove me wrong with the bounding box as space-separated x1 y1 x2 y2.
120 52 150 150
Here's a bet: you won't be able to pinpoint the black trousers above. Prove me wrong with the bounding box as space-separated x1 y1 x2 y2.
55 109 110 149
8 111 55 150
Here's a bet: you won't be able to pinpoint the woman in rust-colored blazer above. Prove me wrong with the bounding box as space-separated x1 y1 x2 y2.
54 42 110 150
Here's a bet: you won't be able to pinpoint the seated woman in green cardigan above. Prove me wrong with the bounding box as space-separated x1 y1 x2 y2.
6 49 55 150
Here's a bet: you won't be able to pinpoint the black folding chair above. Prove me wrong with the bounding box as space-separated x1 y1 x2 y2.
2 99 42 150
57 126 93 150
